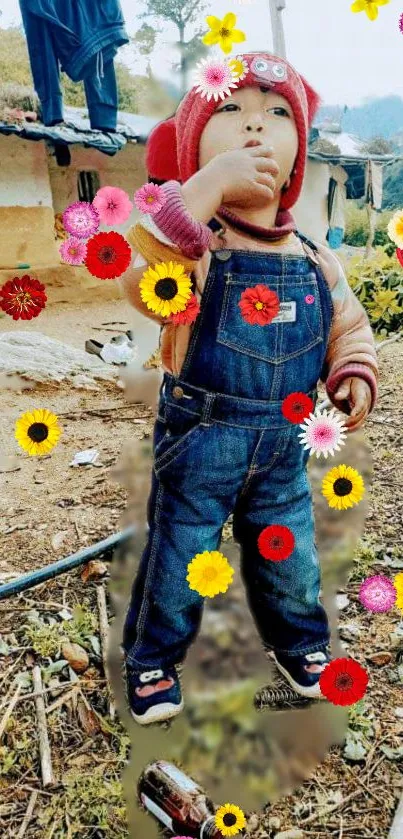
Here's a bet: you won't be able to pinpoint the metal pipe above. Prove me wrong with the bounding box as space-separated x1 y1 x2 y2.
0 526 136 602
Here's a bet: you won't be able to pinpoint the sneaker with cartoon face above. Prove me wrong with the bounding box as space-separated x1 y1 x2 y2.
270 647 332 699
125 663 184 724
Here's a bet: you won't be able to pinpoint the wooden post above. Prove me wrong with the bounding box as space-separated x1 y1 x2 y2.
365 203 377 260
269 0 287 58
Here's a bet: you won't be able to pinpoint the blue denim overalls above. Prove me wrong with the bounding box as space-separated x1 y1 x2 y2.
124 234 334 670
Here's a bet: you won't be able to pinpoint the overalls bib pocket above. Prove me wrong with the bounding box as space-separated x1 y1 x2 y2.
217 272 324 364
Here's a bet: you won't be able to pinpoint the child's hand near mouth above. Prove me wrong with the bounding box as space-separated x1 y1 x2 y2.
333 378 372 431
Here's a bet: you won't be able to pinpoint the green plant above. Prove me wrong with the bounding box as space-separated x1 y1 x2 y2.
345 248 403 334
344 204 394 248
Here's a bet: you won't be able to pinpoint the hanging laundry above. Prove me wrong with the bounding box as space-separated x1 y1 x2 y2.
327 164 348 250
19 0 129 130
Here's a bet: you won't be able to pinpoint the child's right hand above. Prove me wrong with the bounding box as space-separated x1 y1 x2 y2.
209 145 280 208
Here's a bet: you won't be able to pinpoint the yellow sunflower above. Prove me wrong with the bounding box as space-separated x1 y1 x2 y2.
351 0 390 20
15 409 62 456
215 802 246 836
388 210 403 249
394 572 403 610
202 13 246 55
396 590 403 611
322 464 365 510
139 260 192 317
186 550 234 598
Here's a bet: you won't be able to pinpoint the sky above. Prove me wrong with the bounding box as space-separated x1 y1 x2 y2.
1 0 403 106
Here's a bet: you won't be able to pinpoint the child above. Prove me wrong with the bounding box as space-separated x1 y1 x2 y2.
121 52 378 725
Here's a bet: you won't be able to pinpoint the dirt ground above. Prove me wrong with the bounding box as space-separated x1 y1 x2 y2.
0 292 402 838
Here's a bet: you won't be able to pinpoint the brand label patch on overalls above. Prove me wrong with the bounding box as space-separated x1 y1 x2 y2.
271 301 296 323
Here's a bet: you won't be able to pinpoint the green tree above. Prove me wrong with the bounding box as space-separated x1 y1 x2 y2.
135 0 209 95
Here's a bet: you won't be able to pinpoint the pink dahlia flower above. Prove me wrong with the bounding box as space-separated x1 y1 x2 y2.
62 201 99 239
359 575 396 613
298 407 347 459
59 237 87 265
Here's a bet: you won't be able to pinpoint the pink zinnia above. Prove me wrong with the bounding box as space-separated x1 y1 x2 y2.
134 182 167 215
359 575 397 613
169 294 200 325
63 201 99 239
59 237 87 266
92 186 133 226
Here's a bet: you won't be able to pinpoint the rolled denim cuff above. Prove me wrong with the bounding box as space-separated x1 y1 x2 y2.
151 180 213 259
326 363 378 412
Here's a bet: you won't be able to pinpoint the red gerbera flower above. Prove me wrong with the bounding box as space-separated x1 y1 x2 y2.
239 284 280 326
85 231 131 279
319 657 369 706
169 293 201 325
257 525 295 562
282 392 314 424
0 275 47 320
396 248 403 268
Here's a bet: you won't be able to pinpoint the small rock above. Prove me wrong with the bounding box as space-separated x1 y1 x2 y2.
274 831 306 839
61 641 89 673
246 813 259 833
366 651 392 667
51 531 69 551
336 594 350 610
81 560 108 583
394 707 403 719
268 816 282 830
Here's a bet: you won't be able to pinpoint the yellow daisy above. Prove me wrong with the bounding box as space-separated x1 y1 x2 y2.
186 550 234 598
387 210 403 248
228 56 249 81
139 261 193 317
396 590 403 611
215 802 246 836
351 0 390 20
393 572 403 595
322 464 365 510
202 13 246 55
15 408 62 456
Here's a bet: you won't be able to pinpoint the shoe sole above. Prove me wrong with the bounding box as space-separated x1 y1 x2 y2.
271 653 327 700
130 698 185 725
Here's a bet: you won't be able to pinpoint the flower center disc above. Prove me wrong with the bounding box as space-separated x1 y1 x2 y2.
223 813 237 826
28 422 49 443
219 27 230 37
155 278 178 300
98 246 116 264
333 477 353 497
335 673 353 691
203 567 218 582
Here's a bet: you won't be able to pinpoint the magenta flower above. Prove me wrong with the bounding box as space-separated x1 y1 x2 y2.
63 201 100 239
305 294 315 304
359 575 397 613
59 237 87 265
134 182 167 215
92 186 133 226
399 12 403 32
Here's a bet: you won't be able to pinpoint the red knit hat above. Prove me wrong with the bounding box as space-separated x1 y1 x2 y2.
146 52 321 211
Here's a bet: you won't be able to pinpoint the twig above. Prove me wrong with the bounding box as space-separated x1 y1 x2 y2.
32 665 54 787
16 790 38 839
300 790 363 826
96 584 115 720
15 677 106 705
377 333 402 351
0 682 22 740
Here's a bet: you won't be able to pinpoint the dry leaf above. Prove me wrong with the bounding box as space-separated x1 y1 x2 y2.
366 651 392 667
76 698 100 736
81 560 108 583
